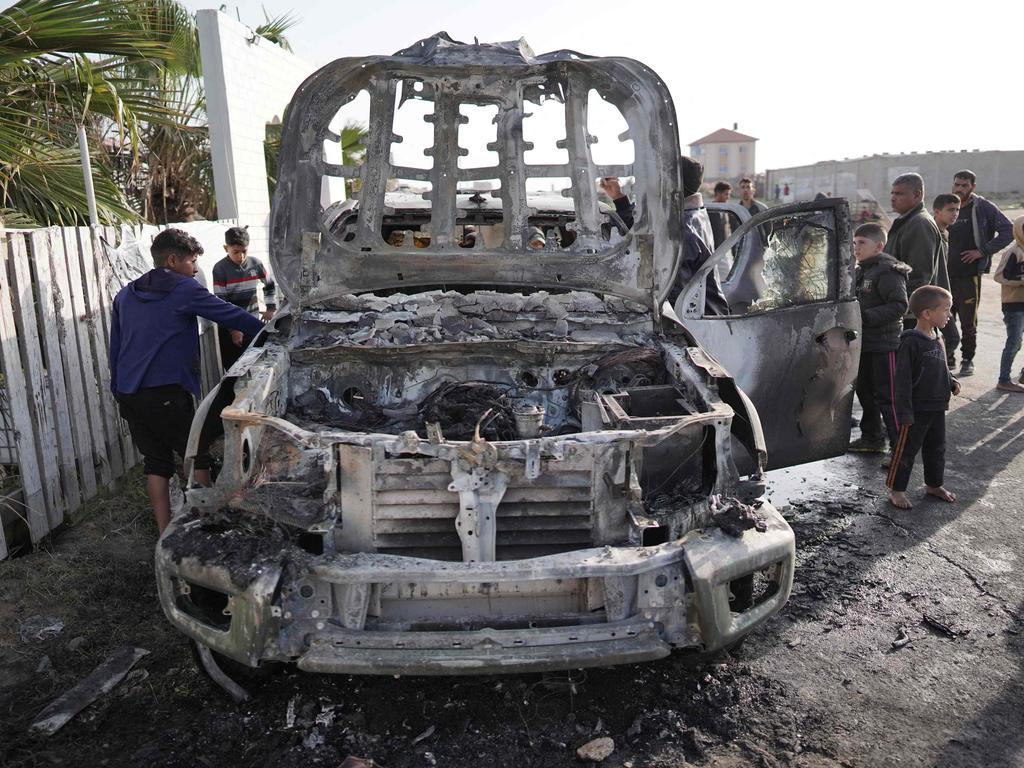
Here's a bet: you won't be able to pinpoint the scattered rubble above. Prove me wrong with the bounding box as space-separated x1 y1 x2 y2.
711 497 768 538
576 736 615 762
17 615 64 643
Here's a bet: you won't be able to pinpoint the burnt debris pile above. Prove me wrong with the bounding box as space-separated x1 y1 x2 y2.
417 382 517 441
296 290 651 348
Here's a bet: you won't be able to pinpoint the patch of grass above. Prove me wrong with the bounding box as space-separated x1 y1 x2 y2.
0 470 156 652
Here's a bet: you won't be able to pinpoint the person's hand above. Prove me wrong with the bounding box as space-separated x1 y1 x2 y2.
230 330 244 347
960 249 983 263
952 380 962 395
599 177 624 200
261 308 275 322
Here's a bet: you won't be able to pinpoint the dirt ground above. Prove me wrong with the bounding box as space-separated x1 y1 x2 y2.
2 276 1023 768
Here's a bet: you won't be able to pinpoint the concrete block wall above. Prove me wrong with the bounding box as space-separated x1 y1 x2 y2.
766 150 1024 208
197 10 316 288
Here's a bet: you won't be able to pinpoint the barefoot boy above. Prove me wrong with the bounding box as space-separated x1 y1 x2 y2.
887 286 961 508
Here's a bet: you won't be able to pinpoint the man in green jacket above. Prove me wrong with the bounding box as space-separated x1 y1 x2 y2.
887 173 949 329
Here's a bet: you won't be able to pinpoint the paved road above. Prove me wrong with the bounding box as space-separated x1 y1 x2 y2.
748 270 1024 767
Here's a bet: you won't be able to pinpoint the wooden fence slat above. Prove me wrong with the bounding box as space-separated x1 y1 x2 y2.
63 227 111 487
49 228 98 498
77 228 124 482
7 233 63 525
114 226 139 467
0 236 49 542
28 229 81 520
100 226 135 470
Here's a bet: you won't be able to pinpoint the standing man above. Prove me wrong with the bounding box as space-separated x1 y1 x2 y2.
709 181 733 248
599 158 729 315
212 226 277 371
738 177 767 216
944 170 1013 377
886 173 947 329
109 229 265 533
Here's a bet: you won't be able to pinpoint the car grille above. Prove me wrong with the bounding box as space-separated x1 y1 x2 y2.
372 457 594 561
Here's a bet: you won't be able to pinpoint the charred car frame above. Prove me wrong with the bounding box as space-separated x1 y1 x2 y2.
156 34 859 679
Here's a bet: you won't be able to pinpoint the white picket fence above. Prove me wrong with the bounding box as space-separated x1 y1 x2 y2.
0 223 230 559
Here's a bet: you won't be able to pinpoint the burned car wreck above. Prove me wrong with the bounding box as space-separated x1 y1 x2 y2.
156 34 860 681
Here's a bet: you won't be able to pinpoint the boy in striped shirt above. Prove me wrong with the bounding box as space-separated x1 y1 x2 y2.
212 226 276 369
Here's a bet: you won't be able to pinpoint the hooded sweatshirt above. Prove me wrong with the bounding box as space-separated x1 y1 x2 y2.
110 269 265 397
856 253 911 352
893 328 958 426
992 215 1024 309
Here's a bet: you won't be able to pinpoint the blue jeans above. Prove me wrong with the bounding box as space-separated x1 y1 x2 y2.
999 308 1024 383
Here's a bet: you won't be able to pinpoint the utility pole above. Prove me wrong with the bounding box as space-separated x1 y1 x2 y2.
77 124 99 227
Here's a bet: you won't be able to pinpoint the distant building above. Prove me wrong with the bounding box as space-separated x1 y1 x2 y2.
766 149 1024 207
689 125 757 183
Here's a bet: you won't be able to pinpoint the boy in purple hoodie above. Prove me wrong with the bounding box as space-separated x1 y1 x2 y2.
109 229 264 532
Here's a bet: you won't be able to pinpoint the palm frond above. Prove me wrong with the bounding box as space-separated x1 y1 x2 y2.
254 8 298 52
1 144 138 226
0 0 196 71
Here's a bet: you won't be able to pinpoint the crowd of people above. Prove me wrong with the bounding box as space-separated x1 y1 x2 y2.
848 170 1021 508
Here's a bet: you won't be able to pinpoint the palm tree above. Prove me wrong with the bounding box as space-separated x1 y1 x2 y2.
0 0 199 227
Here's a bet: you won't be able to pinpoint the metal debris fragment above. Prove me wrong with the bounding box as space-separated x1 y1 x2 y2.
891 628 912 650
29 646 149 735
18 615 64 643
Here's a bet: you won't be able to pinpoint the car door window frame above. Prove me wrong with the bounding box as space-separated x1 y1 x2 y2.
676 198 848 320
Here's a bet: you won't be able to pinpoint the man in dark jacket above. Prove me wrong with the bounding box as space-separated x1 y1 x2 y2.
887 174 948 329
599 157 729 315
110 228 265 533
945 170 1014 377
849 223 911 453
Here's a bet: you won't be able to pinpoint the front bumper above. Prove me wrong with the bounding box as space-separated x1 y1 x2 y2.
156 505 794 675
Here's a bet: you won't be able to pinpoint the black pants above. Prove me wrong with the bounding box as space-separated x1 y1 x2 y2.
855 348 898 446
948 275 981 362
886 410 946 492
117 385 213 478
940 316 960 364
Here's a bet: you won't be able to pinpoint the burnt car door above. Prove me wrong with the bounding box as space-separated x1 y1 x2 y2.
673 197 859 470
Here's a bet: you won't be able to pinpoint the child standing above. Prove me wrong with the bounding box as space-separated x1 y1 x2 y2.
110 229 265 532
887 286 961 509
849 223 910 453
992 215 1024 393
212 226 277 370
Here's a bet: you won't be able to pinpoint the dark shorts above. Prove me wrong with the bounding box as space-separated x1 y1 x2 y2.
116 385 212 478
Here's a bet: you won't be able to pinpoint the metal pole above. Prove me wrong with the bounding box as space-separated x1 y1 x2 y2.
76 124 99 227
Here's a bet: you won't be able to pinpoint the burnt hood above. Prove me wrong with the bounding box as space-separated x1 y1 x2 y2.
270 33 685 309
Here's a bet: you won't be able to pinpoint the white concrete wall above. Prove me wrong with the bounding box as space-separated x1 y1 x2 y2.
197 9 316 276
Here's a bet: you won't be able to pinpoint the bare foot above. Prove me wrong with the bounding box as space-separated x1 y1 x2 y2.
926 485 956 503
888 490 912 509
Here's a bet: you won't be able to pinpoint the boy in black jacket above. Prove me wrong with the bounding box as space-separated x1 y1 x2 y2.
849 223 911 453
887 286 961 509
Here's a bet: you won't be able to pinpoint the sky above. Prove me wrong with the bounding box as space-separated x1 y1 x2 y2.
181 0 1023 172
